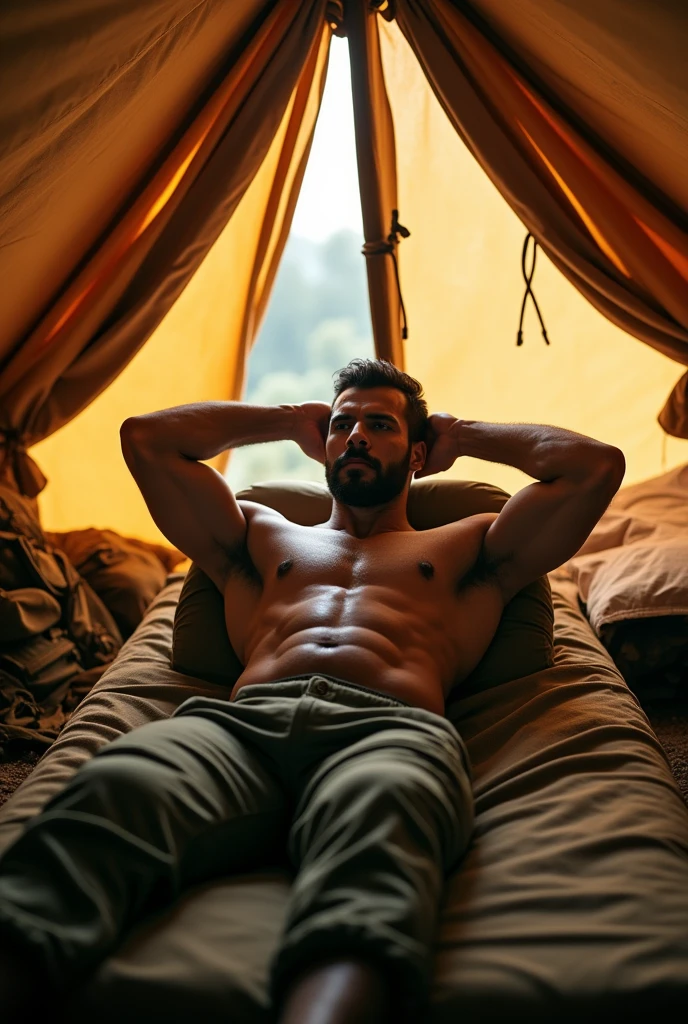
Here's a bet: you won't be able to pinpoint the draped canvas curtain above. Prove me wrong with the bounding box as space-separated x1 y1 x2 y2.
392 0 688 436
2 0 687 539
32 18 333 542
378 16 687 498
0 0 330 511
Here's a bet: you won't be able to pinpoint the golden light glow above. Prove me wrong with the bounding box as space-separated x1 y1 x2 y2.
634 217 688 282
517 121 631 277
135 138 206 240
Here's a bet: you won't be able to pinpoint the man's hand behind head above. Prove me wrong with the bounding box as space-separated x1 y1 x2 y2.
415 413 462 478
293 401 331 464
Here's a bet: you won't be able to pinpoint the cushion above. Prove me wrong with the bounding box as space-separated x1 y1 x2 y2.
171 479 554 703
562 463 688 700
564 462 688 633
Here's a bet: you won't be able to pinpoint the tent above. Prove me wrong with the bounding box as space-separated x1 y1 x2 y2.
1 0 687 546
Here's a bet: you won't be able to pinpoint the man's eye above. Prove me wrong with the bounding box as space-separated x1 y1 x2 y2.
373 423 390 429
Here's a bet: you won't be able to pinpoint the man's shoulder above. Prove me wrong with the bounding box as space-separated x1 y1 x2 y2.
438 511 500 536
237 500 286 522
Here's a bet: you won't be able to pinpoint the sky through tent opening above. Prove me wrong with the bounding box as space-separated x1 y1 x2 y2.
225 37 374 491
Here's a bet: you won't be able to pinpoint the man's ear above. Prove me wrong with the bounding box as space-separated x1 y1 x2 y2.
410 440 427 473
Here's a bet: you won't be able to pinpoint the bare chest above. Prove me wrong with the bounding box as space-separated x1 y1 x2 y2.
221 516 501 644
227 519 488 595
220 516 505 693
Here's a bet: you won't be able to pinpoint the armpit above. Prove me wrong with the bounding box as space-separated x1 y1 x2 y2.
457 541 507 593
223 539 262 587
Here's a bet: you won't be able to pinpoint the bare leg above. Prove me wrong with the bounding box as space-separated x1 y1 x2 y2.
277 957 390 1024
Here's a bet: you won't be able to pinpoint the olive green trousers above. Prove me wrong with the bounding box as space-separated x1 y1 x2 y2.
0 673 474 1020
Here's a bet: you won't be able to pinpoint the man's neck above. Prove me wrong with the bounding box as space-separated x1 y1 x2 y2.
325 494 415 539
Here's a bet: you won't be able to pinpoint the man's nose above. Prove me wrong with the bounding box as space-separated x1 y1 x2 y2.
346 424 370 449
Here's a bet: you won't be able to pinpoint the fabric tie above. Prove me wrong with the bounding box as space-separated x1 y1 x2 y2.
0 428 49 498
516 232 550 347
361 209 411 340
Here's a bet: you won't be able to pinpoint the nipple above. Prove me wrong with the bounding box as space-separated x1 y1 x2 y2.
419 561 435 580
277 559 293 578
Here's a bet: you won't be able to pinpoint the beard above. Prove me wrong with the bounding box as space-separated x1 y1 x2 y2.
325 444 412 508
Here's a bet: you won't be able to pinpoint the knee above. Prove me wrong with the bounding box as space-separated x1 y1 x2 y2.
50 746 172 817
306 756 473 864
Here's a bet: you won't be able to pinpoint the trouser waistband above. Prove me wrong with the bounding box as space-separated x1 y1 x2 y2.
232 673 413 710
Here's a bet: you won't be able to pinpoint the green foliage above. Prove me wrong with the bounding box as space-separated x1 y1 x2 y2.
226 230 374 492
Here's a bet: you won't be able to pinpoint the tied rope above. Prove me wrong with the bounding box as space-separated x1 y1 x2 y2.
517 232 550 346
361 209 410 339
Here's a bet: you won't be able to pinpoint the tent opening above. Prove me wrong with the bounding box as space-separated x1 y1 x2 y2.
226 37 374 493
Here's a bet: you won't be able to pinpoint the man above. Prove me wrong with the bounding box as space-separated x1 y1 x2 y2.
0 358 624 1023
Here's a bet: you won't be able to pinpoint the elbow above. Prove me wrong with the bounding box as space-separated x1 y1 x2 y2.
604 445 626 480
120 416 140 439
595 445 626 494
120 416 153 446
120 417 157 462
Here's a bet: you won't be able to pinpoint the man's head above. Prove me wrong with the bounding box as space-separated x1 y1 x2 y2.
325 358 428 507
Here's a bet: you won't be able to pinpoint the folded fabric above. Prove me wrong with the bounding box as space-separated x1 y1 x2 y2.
44 528 186 639
564 463 688 633
0 587 62 642
0 488 125 749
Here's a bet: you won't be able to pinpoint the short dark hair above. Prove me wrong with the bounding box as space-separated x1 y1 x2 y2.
332 358 428 443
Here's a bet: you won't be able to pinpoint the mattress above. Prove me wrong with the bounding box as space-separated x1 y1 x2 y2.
0 571 687 1022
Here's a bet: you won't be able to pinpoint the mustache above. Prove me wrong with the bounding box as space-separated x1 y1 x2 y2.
337 451 377 468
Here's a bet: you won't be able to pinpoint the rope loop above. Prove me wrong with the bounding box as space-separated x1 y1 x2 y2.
361 210 410 340
516 232 550 347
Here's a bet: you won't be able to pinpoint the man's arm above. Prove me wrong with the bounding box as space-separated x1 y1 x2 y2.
424 417 625 602
120 401 330 591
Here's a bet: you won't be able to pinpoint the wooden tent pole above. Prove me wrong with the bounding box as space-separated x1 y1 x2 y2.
345 0 407 368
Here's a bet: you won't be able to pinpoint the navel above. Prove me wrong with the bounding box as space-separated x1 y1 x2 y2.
418 560 435 580
276 558 293 579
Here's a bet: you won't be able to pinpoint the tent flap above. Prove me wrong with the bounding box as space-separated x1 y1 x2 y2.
394 0 688 432
1 0 328 498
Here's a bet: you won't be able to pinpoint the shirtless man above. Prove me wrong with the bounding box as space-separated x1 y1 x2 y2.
0 358 624 1024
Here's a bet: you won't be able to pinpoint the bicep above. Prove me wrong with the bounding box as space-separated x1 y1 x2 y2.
483 460 624 600
120 422 245 591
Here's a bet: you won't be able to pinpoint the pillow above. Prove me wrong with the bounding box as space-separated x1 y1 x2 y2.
565 540 688 635
562 463 688 700
171 479 554 706
564 463 688 634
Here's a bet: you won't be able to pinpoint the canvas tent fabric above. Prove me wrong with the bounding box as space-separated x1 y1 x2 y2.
0 0 332 498
0 0 687 544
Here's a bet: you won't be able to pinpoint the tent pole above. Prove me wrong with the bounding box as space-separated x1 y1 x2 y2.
345 0 407 368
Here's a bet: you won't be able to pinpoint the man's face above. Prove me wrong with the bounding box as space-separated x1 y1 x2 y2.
324 387 425 507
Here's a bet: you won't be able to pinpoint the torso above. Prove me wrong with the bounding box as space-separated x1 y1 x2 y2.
218 503 506 716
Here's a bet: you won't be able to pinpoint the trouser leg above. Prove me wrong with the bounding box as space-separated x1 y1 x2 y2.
269 722 474 1023
0 714 289 991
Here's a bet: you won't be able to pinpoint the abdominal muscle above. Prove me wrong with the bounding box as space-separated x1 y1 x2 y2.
230 638 447 715
226 581 501 716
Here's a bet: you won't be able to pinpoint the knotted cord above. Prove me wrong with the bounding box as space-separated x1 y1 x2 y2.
516 232 550 346
361 209 411 339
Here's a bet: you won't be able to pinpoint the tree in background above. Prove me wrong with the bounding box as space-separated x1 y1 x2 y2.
227 229 374 491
